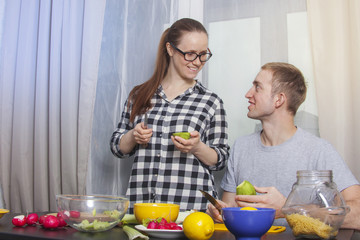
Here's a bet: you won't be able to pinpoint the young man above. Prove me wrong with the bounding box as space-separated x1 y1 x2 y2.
208 62 360 229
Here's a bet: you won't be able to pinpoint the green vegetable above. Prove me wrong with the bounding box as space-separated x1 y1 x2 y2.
74 219 119 231
123 225 149 240
172 132 191 140
142 217 163 226
103 210 121 219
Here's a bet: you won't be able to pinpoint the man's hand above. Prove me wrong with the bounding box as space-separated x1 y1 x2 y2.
235 186 286 218
206 199 229 223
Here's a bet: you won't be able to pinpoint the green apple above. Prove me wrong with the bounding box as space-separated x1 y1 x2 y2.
236 180 256 195
172 132 191 140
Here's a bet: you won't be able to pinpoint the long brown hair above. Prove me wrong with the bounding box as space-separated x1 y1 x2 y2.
127 18 208 122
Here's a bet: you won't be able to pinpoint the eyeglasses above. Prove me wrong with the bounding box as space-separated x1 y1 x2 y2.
169 42 212 62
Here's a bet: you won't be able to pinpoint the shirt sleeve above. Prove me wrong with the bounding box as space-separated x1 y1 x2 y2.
207 97 230 171
110 99 137 158
220 141 237 192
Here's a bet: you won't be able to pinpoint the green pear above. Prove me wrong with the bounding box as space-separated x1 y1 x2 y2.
172 132 191 140
236 180 256 195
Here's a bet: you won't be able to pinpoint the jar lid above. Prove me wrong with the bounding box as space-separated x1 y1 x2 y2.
296 170 333 178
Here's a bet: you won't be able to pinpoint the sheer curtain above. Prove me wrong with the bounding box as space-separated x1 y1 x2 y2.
0 0 105 212
307 0 360 180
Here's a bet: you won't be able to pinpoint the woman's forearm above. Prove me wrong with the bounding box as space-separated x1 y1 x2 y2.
119 129 137 154
192 142 218 167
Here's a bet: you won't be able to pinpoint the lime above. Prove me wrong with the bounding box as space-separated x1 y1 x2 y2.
172 132 191 140
183 212 214 240
236 180 256 195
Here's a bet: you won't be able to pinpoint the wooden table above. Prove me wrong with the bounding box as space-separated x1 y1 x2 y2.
0 213 359 240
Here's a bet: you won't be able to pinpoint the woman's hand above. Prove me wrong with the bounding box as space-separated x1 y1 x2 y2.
132 122 153 145
171 131 200 153
235 186 286 218
171 131 218 166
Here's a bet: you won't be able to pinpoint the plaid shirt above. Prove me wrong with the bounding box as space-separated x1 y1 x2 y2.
110 81 229 213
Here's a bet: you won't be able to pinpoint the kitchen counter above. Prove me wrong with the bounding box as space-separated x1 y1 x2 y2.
0 213 359 240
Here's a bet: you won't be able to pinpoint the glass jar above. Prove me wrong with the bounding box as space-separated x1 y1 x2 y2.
282 170 349 239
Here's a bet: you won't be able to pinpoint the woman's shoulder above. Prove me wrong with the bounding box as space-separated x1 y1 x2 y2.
195 81 224 102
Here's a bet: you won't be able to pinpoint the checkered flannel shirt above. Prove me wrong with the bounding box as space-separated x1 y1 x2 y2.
110 81 229 213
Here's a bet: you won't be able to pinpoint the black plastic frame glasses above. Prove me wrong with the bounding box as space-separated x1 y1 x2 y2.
169 42 212 62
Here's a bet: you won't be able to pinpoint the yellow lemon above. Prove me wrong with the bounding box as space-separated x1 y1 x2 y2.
0 209 9 219
183 212 214 240
240 207 258 210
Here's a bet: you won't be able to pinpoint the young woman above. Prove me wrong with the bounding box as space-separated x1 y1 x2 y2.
110 18 229 213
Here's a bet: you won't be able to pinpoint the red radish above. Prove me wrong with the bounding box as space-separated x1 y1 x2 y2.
57 211 69 220
26 213 39 226
173 225 183 230
12 215 27 227
146 217 182 230
159 218 167 225
63 210 70 218
57 215 67 227
157 224 167 229
39 214 49 225
166 222 178 229
43 215 59 229
147 221 158 229
69 210 80 218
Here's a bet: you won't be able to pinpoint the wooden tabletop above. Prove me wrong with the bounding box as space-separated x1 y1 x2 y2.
0 212 358 240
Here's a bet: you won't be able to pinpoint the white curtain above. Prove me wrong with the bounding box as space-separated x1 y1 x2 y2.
0 0 105 212
86 0 194 197
307 0 360 181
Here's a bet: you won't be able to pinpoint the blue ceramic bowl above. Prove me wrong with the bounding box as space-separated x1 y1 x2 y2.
222 207 276 240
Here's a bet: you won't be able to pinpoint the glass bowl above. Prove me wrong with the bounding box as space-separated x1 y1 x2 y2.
56 194 129 232
282 206 349 239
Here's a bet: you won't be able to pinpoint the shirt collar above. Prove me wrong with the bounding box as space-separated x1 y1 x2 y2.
156 80 206 97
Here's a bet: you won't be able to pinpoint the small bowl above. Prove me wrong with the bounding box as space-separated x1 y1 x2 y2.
282 206 349 239
56 194 129 232
0 209 10 219
222 207 275 240
133 203 180 224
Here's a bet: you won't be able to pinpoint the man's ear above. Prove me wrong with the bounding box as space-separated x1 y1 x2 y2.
275 92 286 108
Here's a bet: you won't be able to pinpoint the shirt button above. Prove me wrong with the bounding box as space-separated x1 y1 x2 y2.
157 153 160 157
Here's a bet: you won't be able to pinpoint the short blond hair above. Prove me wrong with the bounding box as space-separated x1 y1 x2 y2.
262 62 307 115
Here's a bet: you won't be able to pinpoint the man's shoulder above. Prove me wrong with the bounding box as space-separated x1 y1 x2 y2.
233 131 260 145
296 128 339 154
296 128 332 145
